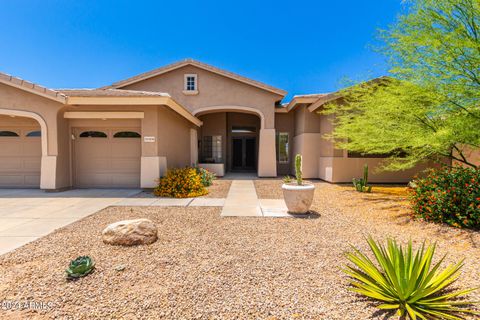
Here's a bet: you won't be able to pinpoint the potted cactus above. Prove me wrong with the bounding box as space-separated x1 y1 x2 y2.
282 154 315 214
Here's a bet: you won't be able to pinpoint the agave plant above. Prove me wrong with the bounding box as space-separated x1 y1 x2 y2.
344 237 478 319
66 256 95 279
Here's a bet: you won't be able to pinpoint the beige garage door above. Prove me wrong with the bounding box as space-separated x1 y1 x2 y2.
0 126 42 188
73 127 141 188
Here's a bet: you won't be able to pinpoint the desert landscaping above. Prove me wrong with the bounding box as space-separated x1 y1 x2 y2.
0 179 478 319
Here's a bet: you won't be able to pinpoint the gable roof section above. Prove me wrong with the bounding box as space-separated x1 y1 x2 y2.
0 72 67 103
102 59 287 97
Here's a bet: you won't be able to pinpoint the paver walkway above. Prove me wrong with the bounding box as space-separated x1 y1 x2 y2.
221 180 289 217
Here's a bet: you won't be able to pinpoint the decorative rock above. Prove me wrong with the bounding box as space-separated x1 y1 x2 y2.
102 219 157 246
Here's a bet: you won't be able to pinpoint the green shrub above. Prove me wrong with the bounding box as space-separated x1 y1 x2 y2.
409 166 480 229
344 237 478 319
66 256 95 279
195 167 216 187
154 168 208 198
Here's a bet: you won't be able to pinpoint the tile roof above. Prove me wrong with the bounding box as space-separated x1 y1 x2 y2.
0 72 66 102
58 88 170 97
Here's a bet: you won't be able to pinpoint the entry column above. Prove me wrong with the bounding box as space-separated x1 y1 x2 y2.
140 108 165 188
257 128 277 177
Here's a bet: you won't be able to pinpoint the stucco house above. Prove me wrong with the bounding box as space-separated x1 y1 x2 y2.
0 59 425 190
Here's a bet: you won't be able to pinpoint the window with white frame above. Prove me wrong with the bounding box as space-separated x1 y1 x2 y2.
184 74 197 92
276 132 289 163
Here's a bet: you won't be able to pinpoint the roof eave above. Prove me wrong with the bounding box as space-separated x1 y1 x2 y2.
65 96 202 127
285 96 321 112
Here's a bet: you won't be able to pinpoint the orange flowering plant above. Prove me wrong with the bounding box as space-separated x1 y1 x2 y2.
154 167 208 198
408 166 480 229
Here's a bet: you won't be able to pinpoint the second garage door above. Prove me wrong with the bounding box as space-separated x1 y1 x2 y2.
73 127 141 188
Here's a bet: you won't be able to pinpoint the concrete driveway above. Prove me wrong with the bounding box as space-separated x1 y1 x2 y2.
0 189 140 255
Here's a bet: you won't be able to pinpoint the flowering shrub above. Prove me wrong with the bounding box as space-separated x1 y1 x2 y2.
154 168 208 198
195 167 216 187
409 166 480 229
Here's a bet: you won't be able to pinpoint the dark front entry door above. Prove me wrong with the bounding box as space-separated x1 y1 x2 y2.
232 137 256 170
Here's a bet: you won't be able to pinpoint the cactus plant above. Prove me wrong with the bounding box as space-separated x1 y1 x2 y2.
66 256 95 279
352 164 372 193
295 154 303 185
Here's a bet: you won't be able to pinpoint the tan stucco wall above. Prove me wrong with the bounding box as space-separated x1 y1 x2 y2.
121 65 282 129
319 157 433 183
157 106 193 168
55 108 71 189
0 83 65 189
0 83 63 155
294 105 320 136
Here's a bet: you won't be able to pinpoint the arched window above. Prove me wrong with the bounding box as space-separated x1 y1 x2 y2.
79 131 107 138
26 130 41 137
0 131 19 137
113 131 141 138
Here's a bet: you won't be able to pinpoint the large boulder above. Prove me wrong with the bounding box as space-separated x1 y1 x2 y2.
102 219 158 246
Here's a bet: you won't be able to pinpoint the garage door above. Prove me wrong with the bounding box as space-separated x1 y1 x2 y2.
73 127 141 188
0 127 42 188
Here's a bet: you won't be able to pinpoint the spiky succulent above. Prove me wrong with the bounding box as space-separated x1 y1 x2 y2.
344 237 479 319
66 256 95 279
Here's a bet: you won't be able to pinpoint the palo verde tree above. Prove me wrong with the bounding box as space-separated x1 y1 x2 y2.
322 0 480 170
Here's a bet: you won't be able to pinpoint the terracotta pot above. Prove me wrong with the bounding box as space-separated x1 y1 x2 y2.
282 182 315 214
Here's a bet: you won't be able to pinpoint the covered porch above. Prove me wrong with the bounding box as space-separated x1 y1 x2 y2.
194 107 276 177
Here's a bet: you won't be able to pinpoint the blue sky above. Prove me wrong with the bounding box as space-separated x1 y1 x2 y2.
0 0 404 100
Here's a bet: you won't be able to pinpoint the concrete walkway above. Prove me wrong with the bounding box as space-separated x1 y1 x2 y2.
0 189 140 255
221 180 289 217
0 181 290 255
0 189 227 255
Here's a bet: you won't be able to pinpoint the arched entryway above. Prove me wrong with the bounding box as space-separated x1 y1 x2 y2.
194 106 266 176
0 111 46 188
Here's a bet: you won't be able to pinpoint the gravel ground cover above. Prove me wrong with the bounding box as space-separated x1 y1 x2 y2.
202 179 232 198
0 180 478 319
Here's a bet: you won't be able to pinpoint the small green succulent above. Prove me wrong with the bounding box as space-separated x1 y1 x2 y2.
66 256 95 279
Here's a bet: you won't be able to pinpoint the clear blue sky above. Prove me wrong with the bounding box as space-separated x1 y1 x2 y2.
0 0 404 100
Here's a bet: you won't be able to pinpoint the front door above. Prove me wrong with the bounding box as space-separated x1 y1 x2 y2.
232 137 256 171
